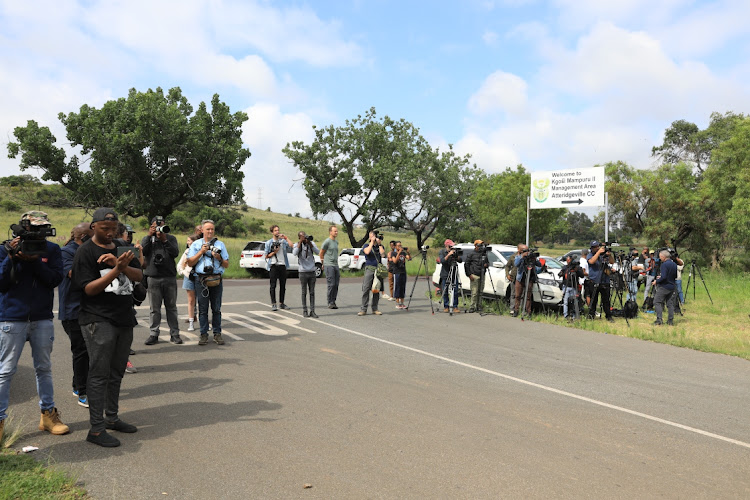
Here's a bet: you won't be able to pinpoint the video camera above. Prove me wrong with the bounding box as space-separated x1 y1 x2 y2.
657 247 679 261
5 222 56 257
476 242 493 254
153 216 170 234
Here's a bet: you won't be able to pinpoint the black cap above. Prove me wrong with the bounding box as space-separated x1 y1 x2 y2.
92 207 118 223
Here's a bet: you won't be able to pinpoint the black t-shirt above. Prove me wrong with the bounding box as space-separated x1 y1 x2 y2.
390 250 407 274
141 233 179 277
72 239 141 327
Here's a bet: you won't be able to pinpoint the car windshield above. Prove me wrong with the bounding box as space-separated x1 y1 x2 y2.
243 242 264 251
542 257 563 269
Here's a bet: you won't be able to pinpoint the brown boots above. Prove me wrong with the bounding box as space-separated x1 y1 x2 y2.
39 408 70 435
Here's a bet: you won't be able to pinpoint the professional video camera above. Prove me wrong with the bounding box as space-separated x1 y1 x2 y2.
153 216 170 234
5 221 56 257
522 247 539 265
475 242 494 254
657 247 679 260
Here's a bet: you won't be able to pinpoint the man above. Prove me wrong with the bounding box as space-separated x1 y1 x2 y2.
0 211 67 440
142 216 181 345
186 219 229 345
513 245 541 317
72 208 142 447
437 239 461 313
319 225 340 309
464 240 488 314
359 231 386 316
265 225 293 311
388 241 411 309
506 244 523 315
116 223 143 374
627 247 643 303
293 231 320 318
586 241 615 322
59 222 93 408
383 240 397 300
580 252 592 309
561 255 585 320
653 249 678 326
643 249 656 299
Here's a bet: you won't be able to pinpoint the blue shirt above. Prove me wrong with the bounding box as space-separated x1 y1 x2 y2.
0 240 63 322
586 251 610 284
187 238 229 275
656 259 677 291
362 244 383 267
58 240 82 321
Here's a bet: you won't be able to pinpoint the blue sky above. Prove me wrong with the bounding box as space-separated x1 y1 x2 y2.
2 0 749 219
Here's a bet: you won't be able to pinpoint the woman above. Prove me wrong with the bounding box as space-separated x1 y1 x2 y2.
389 241 411 309
177 234 198 331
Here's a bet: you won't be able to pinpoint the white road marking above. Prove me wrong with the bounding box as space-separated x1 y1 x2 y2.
279 309 750 450
223 313 288 336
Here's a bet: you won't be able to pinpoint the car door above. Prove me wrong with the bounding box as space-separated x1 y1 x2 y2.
482 251 508 297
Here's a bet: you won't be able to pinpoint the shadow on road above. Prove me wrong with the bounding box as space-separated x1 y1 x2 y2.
120 377 233 400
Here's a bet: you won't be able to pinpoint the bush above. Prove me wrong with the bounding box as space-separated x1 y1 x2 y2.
34 185 78 208
247 218 264 234
0 199 22 212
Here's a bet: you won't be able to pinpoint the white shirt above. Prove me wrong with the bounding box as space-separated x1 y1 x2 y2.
579 256 589 285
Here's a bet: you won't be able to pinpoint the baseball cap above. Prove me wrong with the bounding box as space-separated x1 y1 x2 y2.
91 207 118 223
474 239 483 245
21 210 50 226
444 239 455 246
590 240 600 248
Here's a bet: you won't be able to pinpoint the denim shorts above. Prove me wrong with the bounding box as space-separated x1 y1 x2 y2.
182 277 195 291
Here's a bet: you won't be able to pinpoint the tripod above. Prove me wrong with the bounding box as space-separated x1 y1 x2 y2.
477 252 503 317
562 267 582 320
520 259 546 319
683 260 713 305
405 248 435 314
442 259 466 316
591 261 630 327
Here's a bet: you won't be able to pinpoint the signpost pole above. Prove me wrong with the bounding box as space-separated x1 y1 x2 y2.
526 196 530 246
604 192 609 243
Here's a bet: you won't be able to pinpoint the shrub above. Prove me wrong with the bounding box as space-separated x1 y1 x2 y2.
0 199 22 212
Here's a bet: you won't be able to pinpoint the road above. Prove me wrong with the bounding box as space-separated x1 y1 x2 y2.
6 278 750 499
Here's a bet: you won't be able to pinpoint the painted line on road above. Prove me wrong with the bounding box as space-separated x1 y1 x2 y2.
280 309 750 450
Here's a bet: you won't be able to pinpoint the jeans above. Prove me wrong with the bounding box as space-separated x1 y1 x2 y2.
81 321 132 432
508 278 516 311
147 276 180 337
0 319 55 421
324 265 340 305
442 276 459 308
654 287 676 323
675 279 684 303
195 276 223 335
562 287 578 318
62 319 89 396
299 271 316 312
393 272 407 299
588 282 612 319
644 275 655 298
627 279 639 302
269 265 287 305
361 266 381 312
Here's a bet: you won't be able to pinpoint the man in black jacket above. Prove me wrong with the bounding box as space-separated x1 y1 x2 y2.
141 216 181 345
464 240 488 313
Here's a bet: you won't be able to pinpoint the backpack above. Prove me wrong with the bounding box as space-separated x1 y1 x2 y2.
642 296 654 311
623 299 639 319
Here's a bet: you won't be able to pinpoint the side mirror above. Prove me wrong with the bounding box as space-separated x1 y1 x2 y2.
493 262 505 269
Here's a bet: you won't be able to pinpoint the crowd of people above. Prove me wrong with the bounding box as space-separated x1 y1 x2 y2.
0 209 684 449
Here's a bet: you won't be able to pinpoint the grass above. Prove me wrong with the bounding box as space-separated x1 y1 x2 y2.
0 415 87 499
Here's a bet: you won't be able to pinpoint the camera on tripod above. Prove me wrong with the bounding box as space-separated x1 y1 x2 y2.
476 243 493 254
657 247 679 260
5 221 56 257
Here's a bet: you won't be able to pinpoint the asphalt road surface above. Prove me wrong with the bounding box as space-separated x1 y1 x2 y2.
6 277 750 499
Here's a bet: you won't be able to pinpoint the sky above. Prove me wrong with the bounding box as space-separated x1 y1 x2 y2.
1 0 749 220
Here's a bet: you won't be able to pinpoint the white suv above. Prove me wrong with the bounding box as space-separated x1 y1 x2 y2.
431 243 562 307
239 241 323 277
338 247 389 270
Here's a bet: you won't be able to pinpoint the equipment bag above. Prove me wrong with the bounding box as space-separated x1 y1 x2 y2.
623 299 639 319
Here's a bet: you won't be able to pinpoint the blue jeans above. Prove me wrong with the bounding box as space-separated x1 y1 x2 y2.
628 279 638 302
324 265 340 305
0 319 55 421
195 277 223 335
562 287 578 318
441 276 459 308
675 279 684 303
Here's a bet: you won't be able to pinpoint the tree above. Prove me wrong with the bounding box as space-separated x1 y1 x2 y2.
0 174 41 187
7 87 250 220
283 107 423 247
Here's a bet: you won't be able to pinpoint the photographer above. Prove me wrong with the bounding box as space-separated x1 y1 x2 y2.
506 244 523 316
384 240 396 300
293 231 320 318
586 241 615 322
643 249 656 300
359 231 386 316
561 255 585 319
265 225 293 311
177 234 199 331
1 211 68 439
389 241 411 310
59 222 93 407
627 247 643 303
653 249 678 326
72 208 142 447
141 216 181 345
186 219 229 345
319 225 340 309
437 239 461 313
464 240 489 314
513 244 542 318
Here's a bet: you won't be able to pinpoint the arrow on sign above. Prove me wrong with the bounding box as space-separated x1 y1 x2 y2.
562 199 584 205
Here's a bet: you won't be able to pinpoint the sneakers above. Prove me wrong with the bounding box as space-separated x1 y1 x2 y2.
39 408 70 435
387 297 395 301
144 335 159 345
77 395 89 408
170 335 183 344
279 304 290 310
86 430 120 448
187 319 195 332
73 389 79 398
199 334 209 345
105 419 137 433
303 310 309 317
271 304 278 311
357 311 366 316
330 303 338 309
213 333 225 345
309 311 319 319
125 361 137 374
129 349 136 356
373 310 383 315
382 293 391 299
328 303 335 309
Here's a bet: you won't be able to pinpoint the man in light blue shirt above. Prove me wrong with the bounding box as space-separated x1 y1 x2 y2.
265 225 293 311
186 220 229 346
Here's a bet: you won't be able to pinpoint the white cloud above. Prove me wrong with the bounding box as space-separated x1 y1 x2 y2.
467 71 528 116
482 30 499 46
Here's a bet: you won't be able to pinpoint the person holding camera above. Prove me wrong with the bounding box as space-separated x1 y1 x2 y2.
186 219 229 346
561 255 585 319
319 225 340 309
142 216 181 345
464 240 488 314
437 239 461 313
653 249 678 326
0 211 68 440
293 231 320 318
384 240 397 300
389 241 411 310
512 244 541 317
627 248 643 303
359 231 386 316
177 234 199 331
72 208 142 447
265 225 293 311
586 240 615 322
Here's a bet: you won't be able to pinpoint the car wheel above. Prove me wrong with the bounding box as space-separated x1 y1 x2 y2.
315 263 323 278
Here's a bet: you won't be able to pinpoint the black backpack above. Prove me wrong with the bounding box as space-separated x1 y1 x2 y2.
623 299 639 319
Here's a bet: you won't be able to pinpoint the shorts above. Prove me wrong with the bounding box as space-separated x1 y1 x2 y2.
583 279 594 298
182 276 195 291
